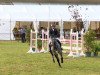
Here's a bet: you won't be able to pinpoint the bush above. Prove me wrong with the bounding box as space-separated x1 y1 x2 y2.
84 29 96 52
93 42 100 52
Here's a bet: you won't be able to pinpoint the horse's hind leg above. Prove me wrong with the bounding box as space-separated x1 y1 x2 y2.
60 53 63 63
61 55 63 63
49 50 55 63
56 40 63 63
54 51 61 67
58 50 63 63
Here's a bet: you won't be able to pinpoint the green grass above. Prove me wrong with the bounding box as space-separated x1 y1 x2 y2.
0 41 100 75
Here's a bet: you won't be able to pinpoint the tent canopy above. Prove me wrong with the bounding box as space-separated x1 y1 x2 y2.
1 4 100 40
0 5 100 21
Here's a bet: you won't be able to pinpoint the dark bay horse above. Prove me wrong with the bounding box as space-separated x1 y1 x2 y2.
49 38 63 67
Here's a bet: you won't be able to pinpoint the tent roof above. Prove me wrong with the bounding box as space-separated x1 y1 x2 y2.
0 4 100 21
1 0 100 4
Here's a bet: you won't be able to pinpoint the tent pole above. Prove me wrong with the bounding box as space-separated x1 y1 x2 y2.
47 3 50 51
60 19 64 39
10 18 11 40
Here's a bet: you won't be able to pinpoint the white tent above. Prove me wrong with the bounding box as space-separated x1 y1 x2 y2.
0 5 100 21
25 5 72 21
0 4 100 40
0 5 35 40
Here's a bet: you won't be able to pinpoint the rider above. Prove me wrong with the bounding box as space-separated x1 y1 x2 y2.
49 24 62 51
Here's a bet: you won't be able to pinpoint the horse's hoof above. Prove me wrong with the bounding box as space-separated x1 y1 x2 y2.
61 61 63 63
59 65 62 68
53 61 55 63
53 60 55 63
61 60 63 63
61 58 63 63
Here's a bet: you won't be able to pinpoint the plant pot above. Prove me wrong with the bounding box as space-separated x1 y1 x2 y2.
85 52 91 57
32 48 35 51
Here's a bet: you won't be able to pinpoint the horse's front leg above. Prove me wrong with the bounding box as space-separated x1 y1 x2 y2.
49 45 55 63
49 50 55 63
54 51 61 67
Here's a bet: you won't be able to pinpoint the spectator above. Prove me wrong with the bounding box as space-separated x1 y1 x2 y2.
19 27 26 43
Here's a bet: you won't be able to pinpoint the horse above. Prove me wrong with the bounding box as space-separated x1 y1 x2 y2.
49 38 63 67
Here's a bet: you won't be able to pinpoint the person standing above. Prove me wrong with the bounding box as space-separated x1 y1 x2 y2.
19 27 26 43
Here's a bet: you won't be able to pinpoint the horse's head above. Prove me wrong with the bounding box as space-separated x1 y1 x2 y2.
49 38 56 51
50 38 55 46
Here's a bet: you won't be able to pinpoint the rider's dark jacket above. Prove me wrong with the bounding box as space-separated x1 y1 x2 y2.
49 28 60 38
